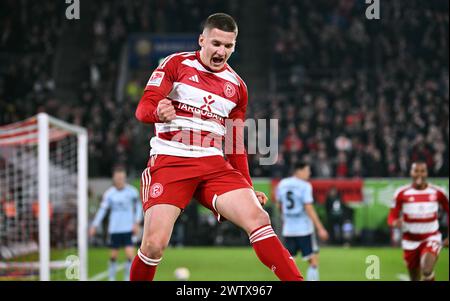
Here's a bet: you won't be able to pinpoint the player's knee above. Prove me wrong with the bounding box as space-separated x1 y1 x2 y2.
251 209 271 229
140 235 168 259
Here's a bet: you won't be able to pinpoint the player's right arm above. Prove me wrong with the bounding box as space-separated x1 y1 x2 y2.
387 188 403 228
89 191 111 237
135 54 180 123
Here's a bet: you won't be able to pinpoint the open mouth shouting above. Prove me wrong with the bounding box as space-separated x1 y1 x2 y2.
211 56 225 67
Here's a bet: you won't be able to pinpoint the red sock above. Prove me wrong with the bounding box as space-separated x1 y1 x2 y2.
129 249 161 281
250 225 303 281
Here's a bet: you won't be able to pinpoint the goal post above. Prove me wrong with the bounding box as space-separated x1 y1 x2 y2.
0 113 88 281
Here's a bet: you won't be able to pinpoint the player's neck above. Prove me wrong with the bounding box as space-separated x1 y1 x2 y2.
293 175 306 181
412 182 428 190
115 184 126 190
196 50 227 73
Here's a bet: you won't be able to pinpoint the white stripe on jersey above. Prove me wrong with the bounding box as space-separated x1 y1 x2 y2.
403 202 439 216
181 59 241 86
155 116 225 136
169 82 237 117
149 137 223 157
402 233 442 250
429 184 449 196
403 220 439 234
159 52 195 69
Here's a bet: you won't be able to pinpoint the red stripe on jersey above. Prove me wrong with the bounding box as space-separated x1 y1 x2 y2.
402 231 439 241
403 214 438 223
157 130 223 149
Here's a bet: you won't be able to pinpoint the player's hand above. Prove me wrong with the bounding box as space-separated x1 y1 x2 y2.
255 191 268 206
392 218 402 228
157 98 176 122
318 227 329 241
443 237 449 248
132 223 140 235
89 227 96 238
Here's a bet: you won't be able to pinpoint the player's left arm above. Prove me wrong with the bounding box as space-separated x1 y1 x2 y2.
436 188 449 247
226 83 267 205
303 183 329 241
133 188 143 234
274 184 282 211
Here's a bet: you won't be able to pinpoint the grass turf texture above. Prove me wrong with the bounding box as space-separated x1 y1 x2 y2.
87 246 449 281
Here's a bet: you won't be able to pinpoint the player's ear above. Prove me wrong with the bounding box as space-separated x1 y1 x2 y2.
198 34 205 48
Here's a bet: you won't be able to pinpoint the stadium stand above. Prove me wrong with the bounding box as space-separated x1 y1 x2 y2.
1 0 448 178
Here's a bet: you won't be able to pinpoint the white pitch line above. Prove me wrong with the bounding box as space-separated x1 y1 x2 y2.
396 273 409 281
89 263 125 281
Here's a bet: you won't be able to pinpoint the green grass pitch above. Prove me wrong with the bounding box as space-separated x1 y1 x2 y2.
87 246 449 281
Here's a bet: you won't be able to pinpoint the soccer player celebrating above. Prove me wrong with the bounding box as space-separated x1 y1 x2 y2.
275 162 329 281
388 161 449 281
131 13 303 281
90 166 142 281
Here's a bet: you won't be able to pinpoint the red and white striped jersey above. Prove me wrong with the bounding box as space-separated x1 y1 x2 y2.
388 184 449 250
142 51 248 158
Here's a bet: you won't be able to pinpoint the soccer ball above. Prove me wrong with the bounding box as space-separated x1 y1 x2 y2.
174 267 190 280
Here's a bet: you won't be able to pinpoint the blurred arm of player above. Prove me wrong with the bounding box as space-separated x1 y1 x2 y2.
135 56 179 124
133 190 143 235
387 191 403 229
226 84 267 206
437 189 449 248
273 185 282 211
304 204 329 241
89 192 111 237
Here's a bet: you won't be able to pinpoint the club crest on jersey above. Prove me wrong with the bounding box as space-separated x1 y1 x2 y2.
150 183 163 198
224 82 236 98
408 196 415 202
147 71 165 87
429 194 437 201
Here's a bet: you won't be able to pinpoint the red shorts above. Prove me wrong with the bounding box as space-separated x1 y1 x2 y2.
403 240 442 270
140 155 252 220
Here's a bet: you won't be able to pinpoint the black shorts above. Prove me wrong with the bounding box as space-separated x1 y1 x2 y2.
109 232 133 249
284 233 319 260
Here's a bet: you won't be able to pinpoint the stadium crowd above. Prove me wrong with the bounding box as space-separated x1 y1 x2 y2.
253 0 449 178
1 0 448 178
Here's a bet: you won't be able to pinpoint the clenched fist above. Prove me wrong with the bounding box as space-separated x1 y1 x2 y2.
255 191 268 206
157 99 176 122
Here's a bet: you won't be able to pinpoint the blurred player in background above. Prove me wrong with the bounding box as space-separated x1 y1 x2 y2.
275 162 329 281
388 161 449 281
131 13 303 281
89 166 142 281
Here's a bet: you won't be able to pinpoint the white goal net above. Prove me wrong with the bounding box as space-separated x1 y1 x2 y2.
0 113 87 280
